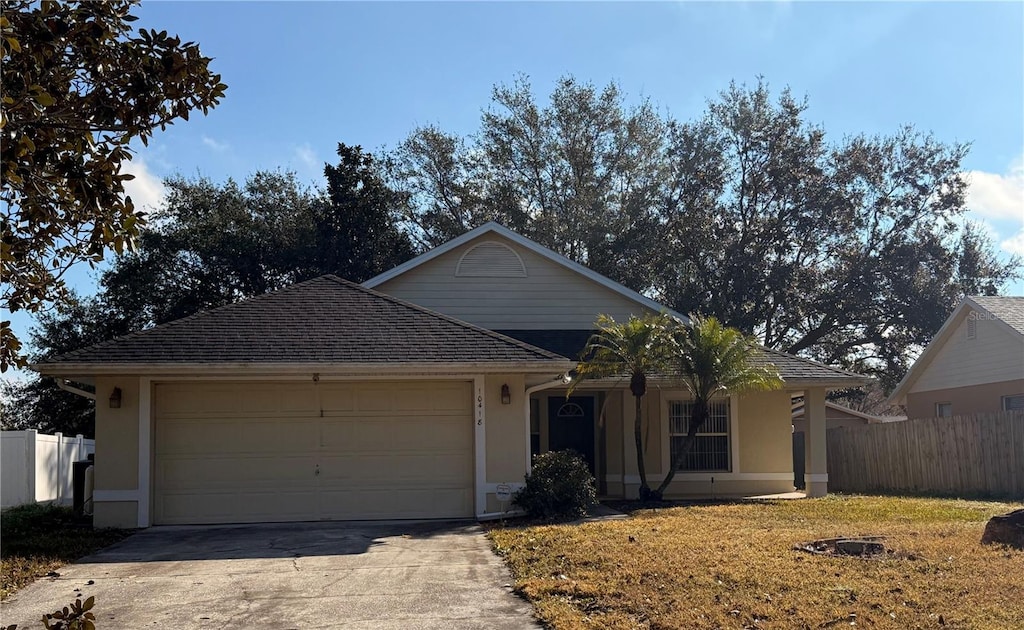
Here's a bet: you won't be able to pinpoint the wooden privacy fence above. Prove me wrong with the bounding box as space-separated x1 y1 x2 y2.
827 411 1024 499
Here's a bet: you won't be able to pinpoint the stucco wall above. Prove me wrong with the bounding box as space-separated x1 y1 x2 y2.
906 379 1024 419
736 390 793 474
92 376 142 529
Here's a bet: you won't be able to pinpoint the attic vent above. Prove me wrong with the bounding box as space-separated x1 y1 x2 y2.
455 241 527 278
966 315 977 340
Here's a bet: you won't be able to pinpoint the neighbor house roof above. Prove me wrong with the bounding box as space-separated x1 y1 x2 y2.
34 276 574 376
888 295 1024 404
968 296 1024 336
362 221 688 322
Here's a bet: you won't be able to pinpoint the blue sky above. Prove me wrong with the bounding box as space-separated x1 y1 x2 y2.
6 0 1024 366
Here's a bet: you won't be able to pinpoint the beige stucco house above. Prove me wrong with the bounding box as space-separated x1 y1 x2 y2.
36 223 866 528
889 296 1024 419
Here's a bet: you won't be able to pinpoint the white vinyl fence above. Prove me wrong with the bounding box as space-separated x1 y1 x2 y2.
1 430 95 508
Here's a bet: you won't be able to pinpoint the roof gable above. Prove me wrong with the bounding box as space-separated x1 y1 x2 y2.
363 222 686 322
34 276 572 373
888 296 1024 404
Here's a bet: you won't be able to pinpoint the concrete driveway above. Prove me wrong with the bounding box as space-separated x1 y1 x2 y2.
0 521 539 629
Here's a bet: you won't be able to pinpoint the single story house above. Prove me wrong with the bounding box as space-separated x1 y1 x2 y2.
37 223 866 528
888 296 1024 419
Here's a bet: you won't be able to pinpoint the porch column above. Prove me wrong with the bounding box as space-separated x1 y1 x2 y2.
803 387 828 497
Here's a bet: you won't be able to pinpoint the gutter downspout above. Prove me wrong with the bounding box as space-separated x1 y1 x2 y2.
56 379 96 400
475 372 573 522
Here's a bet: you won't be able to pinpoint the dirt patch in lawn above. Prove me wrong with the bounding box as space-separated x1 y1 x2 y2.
1 504 131 599
489 495 1023 629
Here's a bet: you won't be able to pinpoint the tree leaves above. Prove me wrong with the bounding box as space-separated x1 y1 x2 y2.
0 0 226 371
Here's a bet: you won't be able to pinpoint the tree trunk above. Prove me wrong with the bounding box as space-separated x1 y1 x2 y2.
655 399 708 497
634 393 649 497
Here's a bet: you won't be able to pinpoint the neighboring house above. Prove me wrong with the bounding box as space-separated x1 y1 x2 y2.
35 222 866 529
889 296 1024 419
790 400 904 434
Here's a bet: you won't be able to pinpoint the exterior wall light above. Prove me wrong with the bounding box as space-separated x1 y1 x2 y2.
501 384 511 405
109 387 122 409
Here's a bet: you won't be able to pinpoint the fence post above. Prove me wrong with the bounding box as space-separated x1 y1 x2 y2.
25 429 37 503
55 431 64 504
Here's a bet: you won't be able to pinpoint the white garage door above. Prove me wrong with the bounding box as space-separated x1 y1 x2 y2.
153 380 474 525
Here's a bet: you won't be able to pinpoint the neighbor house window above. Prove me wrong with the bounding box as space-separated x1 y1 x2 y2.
669 399 730 471
935 402 953 418
530 398 541 457
1002 395 1024 412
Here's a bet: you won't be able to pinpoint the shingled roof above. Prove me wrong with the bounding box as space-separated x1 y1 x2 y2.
36 276 571 370
751 348 866 383
970 296 1024 336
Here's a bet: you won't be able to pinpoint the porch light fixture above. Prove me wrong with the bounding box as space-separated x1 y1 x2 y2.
501 384 511 405
109 387 122 409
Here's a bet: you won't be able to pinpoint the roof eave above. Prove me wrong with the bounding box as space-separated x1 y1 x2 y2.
31 360 576 378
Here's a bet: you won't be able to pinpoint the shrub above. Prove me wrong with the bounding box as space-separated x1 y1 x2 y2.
513 450 597 519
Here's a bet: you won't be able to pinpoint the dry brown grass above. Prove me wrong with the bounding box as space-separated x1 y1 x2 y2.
489 495 1023 629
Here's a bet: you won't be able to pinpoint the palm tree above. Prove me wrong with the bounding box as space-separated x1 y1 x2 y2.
655 314 784 497
574 312 675 499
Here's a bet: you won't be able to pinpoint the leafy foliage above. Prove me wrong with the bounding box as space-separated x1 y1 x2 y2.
41 597 96 630
514 450 597 520
0 0 227 372
390 76 1021 389
655 314 784 496
574 313 675 498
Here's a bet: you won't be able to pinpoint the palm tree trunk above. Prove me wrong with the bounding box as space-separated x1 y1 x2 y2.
655 399 708 497
634 393 649 495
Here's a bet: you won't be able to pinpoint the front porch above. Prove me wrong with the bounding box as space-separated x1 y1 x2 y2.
527 385 831 499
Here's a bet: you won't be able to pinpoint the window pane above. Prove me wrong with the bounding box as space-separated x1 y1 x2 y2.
673 435 729 471
936 403 952 418
1003 395 1024 411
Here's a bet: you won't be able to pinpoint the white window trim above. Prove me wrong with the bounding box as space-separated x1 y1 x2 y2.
660 391 739 476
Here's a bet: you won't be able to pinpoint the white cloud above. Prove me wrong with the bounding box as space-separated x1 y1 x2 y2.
1001 229 1024 257
294 143 319 173
963 157 1024 222
201 135 229 152
121 156 166 213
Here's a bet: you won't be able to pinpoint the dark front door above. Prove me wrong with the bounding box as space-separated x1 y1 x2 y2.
548 396 596 473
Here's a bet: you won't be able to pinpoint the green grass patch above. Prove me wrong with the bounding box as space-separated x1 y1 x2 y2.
1 503 130 599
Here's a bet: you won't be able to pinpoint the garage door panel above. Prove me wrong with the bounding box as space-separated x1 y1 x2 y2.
154 380 474 524
319 452 471 483
319 487 472 520
319 385 355 412
158 455 318 489
159 490 318 525
157 418 319 455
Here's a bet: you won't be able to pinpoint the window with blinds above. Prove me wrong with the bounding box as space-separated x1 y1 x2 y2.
669 399 731 472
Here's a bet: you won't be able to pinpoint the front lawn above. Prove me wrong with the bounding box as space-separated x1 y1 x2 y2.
490 495 1023 629
1 503 130 599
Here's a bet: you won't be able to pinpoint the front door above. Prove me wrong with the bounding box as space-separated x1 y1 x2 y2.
548 396 596 473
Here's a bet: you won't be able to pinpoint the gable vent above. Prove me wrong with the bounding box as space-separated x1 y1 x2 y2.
455 241 527 278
